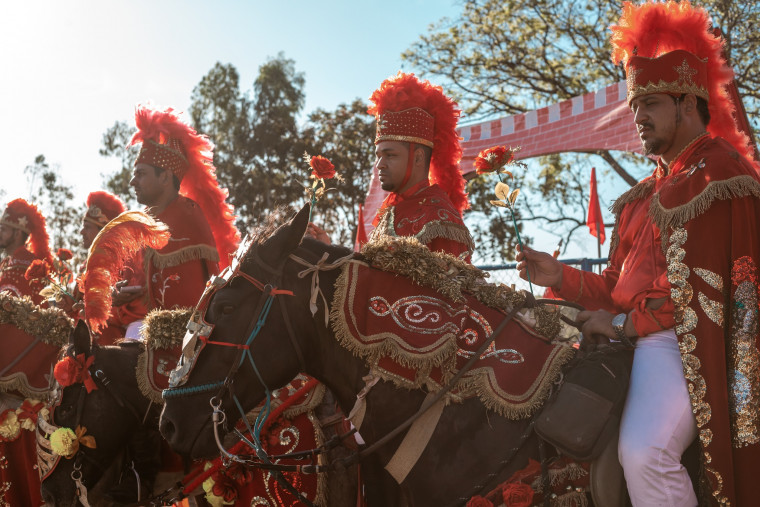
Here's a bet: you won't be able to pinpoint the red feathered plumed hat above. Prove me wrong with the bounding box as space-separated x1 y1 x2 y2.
129 105 240 268
368 72 469 213
84 191 126 229
610 0 755 162
0 199 51 262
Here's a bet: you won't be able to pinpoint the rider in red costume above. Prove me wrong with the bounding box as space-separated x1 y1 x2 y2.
0 198 54 506
367 72 474 260
518 2 760 505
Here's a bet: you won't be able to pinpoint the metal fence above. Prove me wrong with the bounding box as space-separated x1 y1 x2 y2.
475 258 609 292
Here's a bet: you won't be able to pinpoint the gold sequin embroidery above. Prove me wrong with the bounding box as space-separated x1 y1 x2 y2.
667 227 727 505
729 256 760 447
695 267 724 292
698 292 724 327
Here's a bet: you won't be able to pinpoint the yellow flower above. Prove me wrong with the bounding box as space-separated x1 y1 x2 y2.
50 425 96 458
0 411 21 441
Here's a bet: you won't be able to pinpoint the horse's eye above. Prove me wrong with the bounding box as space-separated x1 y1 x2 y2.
222 305 235 315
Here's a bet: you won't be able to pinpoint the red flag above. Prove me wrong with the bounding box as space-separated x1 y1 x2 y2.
587 167 605 245
354 204 368 251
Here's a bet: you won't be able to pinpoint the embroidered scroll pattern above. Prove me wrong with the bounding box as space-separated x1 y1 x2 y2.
729 256 760 448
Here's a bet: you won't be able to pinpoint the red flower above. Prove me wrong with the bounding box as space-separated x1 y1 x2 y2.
502 482 534 507
56 248 73 261
25 259 51 281
309 155 336 180
474 146 516 175
54 354 97 392
211 470 239 503
466 496 493 507
16 400 44 424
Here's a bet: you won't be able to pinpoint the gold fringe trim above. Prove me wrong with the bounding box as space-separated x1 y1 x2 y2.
144 244 219 271
608 178 655 259
0 292 73 346
307 410 329 506
360 235 527 315
0 373 50 399
142 307 193 350
136 349 164 405
414 220 476 252
650 175 760 242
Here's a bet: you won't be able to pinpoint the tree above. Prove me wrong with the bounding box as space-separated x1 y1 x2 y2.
301 99 376 245
99 121 138 208
23 155 81 254
189 55 310 233
403 0 760 259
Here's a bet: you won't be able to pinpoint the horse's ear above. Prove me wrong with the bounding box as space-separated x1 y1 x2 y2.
259 203 311 268
72 320 92 356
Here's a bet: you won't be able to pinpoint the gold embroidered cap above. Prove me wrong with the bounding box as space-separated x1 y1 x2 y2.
626 50 708 104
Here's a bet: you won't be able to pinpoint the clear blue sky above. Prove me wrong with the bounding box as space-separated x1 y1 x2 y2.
0 0 461 205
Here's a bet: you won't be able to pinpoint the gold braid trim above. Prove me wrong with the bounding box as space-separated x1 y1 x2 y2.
414 220 475 252
651 175 760 250
608 178 656 259
0 292 73 346
142 307 193 350
144 244 219 271
0 373 50 399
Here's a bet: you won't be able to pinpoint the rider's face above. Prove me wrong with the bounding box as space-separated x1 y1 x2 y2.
631 93 679 158
130 163 165 206
80 220 100 250
374 141 410 193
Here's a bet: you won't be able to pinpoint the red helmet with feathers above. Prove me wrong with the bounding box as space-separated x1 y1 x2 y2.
368 72 469 213
129 105 240 268
84 191 126 228
610 0 756 164
0 199 51 262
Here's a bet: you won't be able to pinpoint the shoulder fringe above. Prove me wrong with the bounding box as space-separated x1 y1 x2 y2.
649 174 760 233
608 178 656 259
0 373 50 399
0 292 73 346
415 220 476 252
142 307 193 350
136 350 164 405
144 244 220 271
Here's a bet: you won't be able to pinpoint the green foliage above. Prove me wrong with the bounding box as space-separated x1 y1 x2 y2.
99 120 138 208
403 0 760 258
23 155 81 254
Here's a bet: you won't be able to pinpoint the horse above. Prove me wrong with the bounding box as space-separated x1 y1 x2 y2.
159 204 597 506
38 320 173 507
40 318 359 507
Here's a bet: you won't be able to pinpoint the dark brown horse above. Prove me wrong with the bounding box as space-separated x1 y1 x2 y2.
159 205 568 506
39 321 167 507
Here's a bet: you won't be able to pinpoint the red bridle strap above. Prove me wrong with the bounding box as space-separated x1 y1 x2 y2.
236 270 294 297
199 336 250 350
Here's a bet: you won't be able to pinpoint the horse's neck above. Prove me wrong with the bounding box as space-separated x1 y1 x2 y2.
99 344 153 415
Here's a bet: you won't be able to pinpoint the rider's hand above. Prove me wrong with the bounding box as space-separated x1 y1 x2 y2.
111 280 144 306
515 245 563 288
576 310 615 345
305 223 331 245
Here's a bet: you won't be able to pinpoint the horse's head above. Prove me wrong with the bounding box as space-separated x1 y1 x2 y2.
39 320 148 506
160 204 345 458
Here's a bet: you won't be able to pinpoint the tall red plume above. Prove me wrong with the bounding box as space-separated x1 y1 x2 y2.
86 191 126 221
130 105 241 268
82 211 170 333
368 72 468 213
3 199 51 263
610 0 756 164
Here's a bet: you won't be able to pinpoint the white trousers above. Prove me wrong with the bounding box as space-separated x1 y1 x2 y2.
618 329 698 507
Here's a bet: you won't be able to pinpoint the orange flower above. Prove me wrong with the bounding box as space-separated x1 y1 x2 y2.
24 259 51 281
309 155 336 180
474 146 516 175
501 482 534 507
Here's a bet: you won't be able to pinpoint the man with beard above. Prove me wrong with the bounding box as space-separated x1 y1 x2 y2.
517 2 760 505
366 72 474 259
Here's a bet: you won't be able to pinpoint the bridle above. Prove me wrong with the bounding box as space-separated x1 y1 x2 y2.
41 344 157 506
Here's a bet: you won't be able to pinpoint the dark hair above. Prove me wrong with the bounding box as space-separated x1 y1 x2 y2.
673 94 710 126
152 166 181 191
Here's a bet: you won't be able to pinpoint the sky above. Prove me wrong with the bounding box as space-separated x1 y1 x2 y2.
0 0 461 205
